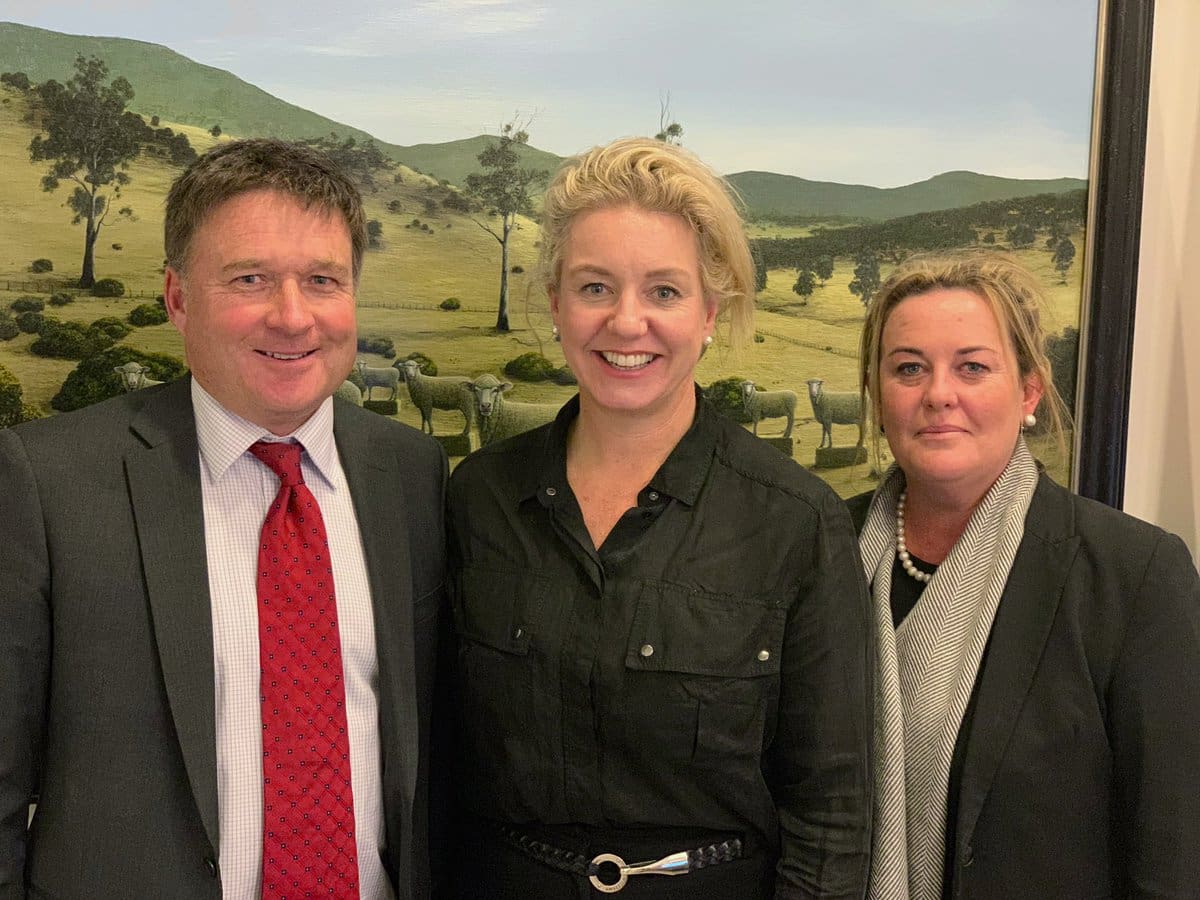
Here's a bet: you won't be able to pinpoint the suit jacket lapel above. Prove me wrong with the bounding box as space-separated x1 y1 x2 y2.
335 412 420 817
124 378 220 854
955 477 1079 855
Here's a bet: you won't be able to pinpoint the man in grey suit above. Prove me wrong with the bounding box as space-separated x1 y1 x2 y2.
0 139 447 899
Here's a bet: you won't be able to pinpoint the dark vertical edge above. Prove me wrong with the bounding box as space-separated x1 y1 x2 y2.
1075 0 1155 505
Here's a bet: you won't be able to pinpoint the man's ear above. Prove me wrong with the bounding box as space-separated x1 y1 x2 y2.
164 267 187 333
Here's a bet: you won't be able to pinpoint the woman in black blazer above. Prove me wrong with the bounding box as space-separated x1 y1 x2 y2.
852 251 1200 900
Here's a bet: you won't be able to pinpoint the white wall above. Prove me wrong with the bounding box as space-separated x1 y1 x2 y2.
1124 0 1200 560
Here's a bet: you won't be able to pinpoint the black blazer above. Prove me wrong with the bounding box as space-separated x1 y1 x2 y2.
0 378 447 900
850 474 1200 900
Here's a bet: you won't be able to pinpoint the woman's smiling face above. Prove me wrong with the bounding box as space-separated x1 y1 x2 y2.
550 204 716 422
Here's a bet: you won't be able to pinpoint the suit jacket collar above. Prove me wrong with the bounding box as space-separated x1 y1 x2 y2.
955 474 1081 856
333 406 420 840
124 377 221 854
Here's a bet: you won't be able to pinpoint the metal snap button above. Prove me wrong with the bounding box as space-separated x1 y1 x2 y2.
513 627 524 640
647 491 659 501
640 644 654 658
545 486 557 497
757 649 770 662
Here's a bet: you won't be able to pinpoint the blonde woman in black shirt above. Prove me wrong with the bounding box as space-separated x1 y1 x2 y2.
446 137 872 899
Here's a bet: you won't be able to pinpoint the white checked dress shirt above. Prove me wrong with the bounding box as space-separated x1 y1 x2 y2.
192 381 392 900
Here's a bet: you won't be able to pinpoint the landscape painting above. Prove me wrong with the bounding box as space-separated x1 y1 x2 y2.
0 3 1102 496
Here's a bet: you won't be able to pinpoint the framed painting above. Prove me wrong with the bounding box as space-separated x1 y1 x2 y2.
0 0 1150 504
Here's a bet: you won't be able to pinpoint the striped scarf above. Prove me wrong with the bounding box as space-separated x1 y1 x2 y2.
860 439 1038 900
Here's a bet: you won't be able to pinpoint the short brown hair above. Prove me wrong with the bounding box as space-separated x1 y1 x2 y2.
164 138 367 281
539 137 755 348
859 250 1071 463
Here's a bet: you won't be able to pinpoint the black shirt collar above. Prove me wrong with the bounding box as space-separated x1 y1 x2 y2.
521 386 719 508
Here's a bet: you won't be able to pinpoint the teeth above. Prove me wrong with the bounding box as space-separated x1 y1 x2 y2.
264 351 309 360
602 351 654 369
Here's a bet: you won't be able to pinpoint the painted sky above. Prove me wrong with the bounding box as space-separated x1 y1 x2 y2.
0 0 1099 187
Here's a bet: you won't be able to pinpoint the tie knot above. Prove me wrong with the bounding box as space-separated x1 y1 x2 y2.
249 440 305 487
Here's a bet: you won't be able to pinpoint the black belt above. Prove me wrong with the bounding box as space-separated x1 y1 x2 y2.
492 823 744 894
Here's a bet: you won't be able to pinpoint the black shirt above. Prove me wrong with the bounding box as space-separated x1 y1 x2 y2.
446 392 873 898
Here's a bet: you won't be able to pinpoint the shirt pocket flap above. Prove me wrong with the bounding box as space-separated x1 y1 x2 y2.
624 581 786 678
454 564 547 656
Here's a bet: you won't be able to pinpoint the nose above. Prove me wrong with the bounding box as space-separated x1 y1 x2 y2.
606 288 648 339
266 278 316 333
923 366 957 409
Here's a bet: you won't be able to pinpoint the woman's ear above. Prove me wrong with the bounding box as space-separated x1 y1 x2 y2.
703 294 719 335
1022 372 1044 416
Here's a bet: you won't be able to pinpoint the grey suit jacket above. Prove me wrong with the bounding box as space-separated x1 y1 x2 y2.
0 377 448 900
850 474 1200 899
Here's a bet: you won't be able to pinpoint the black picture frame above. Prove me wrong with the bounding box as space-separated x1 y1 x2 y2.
1075 0 1155 507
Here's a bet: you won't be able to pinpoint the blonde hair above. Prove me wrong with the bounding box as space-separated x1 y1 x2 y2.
539 137 755 348
859 250 1070 465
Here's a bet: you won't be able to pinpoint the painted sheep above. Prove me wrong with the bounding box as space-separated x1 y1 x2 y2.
464 374 559 446
397 359 473 435
354 359 401 401
113 362 163 392
740 381 797 438
333 380 363 406
806 379 864 448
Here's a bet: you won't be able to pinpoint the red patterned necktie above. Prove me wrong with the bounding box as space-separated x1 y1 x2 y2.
249 440 360 899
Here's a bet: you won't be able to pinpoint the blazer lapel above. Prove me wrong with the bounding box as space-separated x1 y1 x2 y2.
335 413 420 812
124 379 220 854
955 477 1080 855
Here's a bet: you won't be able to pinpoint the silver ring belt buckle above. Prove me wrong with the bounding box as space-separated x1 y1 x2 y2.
587 850 690 893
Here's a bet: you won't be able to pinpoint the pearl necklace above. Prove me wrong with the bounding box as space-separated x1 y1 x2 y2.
895 491 933 584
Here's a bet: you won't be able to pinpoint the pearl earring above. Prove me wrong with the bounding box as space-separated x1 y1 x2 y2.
1022 413 1037 429
703 335 713 347
552 325 560 342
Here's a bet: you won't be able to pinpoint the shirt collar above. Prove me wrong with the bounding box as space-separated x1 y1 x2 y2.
527 385 718 508
191 379 339 490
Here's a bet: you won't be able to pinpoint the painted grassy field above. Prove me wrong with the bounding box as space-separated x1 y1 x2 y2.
0 86 1079 496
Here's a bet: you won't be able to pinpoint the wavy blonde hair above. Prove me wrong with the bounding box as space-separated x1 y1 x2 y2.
539 137 755 348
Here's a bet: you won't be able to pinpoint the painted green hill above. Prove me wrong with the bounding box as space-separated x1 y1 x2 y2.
2 21 1083 219
0 22 383 145
398 135 561 190
0 21 560 187
727 170 1087 221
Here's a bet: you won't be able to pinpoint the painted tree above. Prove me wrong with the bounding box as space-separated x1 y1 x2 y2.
813 255 834 284
1006 222 1036 248
367 219 383 249
465 122 548 331
751 242 768 292
847 251 881 307
298 133 392 191
1052 237 1076 282
29 55 141 288
655 92 684 145
792 268 816 305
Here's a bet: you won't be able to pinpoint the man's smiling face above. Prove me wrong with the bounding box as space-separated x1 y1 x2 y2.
165 188 357 435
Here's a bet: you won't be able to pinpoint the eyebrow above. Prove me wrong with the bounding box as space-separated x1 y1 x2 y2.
566 264 695 280
220 258 352 278
885 345 999 357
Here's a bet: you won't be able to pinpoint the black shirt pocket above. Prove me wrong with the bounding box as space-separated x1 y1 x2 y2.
621 581 786 770
452 564 549 818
